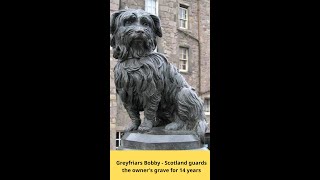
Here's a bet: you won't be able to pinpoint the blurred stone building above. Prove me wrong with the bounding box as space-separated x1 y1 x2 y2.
110 0 210 150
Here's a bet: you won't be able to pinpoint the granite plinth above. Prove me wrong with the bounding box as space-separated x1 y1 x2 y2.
118 126 207 150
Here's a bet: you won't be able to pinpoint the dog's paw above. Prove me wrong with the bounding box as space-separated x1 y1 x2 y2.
165 122 183 130
138 119 153 131
138 126 152 131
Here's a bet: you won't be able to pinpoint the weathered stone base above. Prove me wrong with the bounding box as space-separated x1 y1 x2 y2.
118 126 208 150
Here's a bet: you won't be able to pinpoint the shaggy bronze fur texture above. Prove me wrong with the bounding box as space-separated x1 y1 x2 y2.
110 9 208 142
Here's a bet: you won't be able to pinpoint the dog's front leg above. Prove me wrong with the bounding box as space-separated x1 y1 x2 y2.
123 105 141 132
138 94 161 131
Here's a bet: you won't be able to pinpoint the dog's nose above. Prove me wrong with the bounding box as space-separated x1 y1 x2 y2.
136 30 144 34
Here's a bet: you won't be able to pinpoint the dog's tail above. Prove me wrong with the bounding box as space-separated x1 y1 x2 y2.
177 87 208 143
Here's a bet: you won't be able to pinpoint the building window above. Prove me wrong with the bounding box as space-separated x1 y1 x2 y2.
204 98 210 114
116 131 124 150
145 0 159 52
179 47 189 72
145 0 158 15
179 5 188 29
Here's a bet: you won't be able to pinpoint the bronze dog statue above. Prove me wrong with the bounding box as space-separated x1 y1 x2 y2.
110 9 208 141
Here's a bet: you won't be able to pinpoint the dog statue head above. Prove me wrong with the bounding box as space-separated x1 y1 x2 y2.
110 9 162 60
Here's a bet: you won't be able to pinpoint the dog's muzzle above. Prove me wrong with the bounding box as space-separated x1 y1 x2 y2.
134 26 145 33
130 29 147 42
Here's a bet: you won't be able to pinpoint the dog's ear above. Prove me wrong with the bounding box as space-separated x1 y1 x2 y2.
110 10 126 35
110 34 116 48
110 10 126 48
150 14 162 37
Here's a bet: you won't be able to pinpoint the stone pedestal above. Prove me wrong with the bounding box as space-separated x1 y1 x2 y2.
118 126 208 150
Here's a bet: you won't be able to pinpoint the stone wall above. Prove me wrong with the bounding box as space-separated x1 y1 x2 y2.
158 0 201 92
120 0 145 9
199 0 210 94
202 91 210 132
110 0 120 150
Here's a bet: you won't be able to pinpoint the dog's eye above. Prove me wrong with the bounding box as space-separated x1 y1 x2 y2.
125 20 134 25
142 22 149 26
